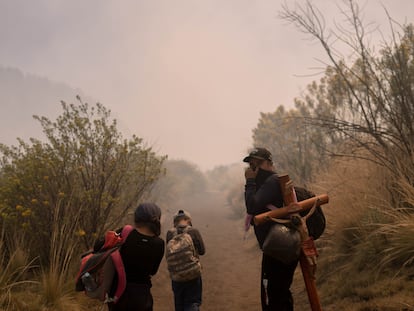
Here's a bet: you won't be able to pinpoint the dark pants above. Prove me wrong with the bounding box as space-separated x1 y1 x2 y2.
108 283 153 311
261 254 298 311
172 276 202 311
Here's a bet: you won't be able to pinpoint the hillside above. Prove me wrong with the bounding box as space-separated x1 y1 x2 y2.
0 66 85 145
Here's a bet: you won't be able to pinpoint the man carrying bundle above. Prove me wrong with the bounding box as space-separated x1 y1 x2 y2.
243 147 298 311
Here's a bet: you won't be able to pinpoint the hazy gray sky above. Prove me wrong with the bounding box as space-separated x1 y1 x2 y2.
1 0 413 170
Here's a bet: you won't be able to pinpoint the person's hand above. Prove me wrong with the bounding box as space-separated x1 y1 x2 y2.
244 167 258 180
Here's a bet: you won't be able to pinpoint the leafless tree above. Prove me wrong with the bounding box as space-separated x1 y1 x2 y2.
280 0 414 195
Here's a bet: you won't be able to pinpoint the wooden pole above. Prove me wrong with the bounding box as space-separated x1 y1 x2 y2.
253 194 329 226
278 174 323 311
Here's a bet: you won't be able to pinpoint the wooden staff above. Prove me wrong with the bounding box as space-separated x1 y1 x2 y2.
279 174 323 311
253 194 329 226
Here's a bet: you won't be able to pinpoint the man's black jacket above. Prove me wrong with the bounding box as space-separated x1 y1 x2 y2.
244 168 284 248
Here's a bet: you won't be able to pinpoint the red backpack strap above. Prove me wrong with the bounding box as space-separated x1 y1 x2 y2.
110 251 127 303
102 231 122 250
104 225 133 303
108 226 133 303
121 225 134 242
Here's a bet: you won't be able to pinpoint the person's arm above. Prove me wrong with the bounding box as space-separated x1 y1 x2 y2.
189 228 205 255
244 177 257 215
151 238 165 276
166 229 174 243
245 175 282 215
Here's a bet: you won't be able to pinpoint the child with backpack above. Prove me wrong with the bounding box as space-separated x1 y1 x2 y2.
165 210 206 311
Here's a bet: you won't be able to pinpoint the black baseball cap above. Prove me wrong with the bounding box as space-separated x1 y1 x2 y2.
243 147 272 163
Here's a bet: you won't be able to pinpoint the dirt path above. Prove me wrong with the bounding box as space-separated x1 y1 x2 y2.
151 191 262 311
151 190 312 311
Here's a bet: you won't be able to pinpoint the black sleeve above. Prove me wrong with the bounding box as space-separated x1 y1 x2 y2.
245 175 283 215
188 228 205 256
166 228 175 243
151 238 165 276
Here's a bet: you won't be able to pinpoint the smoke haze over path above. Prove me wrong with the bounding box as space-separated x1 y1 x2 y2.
1 0 414 171
151 190 263 310
151 189 312 310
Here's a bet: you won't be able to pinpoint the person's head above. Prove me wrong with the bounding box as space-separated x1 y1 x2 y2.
134 203 162 236
243 147 274 171
173 209 192 227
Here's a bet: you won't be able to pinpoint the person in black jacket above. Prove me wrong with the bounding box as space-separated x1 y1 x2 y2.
243 147 298 311
109 203 165 311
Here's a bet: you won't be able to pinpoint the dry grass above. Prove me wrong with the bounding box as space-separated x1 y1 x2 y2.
33 201 86 311
33 270 84 311
311 158 414 310
0 200 89 311
0 229 38 310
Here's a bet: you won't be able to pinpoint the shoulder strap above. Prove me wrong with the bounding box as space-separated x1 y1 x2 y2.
104 225 134 303
108 251 126 303
121 225 134 242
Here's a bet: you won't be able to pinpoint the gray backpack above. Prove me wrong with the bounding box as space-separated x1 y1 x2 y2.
166 226 201 282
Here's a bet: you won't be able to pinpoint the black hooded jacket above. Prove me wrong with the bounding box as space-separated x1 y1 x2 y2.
244 168 284 248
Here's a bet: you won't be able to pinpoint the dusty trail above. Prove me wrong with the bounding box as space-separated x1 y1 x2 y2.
152 191 261 311
151 191 310 311
76 190 316 311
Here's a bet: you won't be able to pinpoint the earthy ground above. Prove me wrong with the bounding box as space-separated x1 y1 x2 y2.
151 191 311 311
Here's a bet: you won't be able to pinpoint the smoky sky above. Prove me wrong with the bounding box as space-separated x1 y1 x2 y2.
1 0 413 170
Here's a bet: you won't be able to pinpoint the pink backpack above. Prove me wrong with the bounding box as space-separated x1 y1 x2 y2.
75 225 134 304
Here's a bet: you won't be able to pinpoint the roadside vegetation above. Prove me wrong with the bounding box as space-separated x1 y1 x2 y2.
228 1 414 309
1 1 414 310
0 99 165 310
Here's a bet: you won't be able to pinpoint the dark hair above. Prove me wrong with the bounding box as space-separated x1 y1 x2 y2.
173 209 192 227
134 203 162 236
